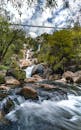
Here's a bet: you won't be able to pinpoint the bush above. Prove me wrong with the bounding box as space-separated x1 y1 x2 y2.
7 68 26 81
0 65 9 71
13 68 26 81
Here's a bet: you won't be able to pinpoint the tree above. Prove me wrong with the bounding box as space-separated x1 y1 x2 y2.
37 29 81 72
0 16 26 63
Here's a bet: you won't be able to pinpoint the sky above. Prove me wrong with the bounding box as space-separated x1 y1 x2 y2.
5 0 81 37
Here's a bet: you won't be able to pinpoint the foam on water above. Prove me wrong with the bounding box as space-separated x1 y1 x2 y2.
5 95 81 130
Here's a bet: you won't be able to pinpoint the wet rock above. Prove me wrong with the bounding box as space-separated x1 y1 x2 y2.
62 71 74 83
32 64 44 76
2 98 15 114
18 87 38 100
39 84 56 90
5 76 20 86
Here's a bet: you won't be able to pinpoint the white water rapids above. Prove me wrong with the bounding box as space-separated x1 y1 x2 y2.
3 95 81 130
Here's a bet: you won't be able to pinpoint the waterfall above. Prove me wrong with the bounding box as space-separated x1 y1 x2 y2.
24 65 35 78
37 44 41 52
23 48 35 78
3 95 81 130
25 49 31 60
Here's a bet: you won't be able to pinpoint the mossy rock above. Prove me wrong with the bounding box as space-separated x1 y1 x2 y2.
13 69 26 81
0 74 5 84
6 68 26 81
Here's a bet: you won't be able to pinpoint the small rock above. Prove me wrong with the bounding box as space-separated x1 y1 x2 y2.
18 87 38 100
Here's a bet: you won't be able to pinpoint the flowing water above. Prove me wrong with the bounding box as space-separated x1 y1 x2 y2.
0 94 81 130
24 65 35 78
1 65 81 130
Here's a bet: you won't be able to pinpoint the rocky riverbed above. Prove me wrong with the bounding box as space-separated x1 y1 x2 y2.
0 49 81 130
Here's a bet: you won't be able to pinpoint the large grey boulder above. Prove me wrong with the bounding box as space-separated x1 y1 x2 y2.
32 64 44 76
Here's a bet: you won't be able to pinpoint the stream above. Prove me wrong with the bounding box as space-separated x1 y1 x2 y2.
0 51 81 130
0 94 81 130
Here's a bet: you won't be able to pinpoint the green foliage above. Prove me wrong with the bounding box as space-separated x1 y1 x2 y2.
0 74 5 84
0 65 9 71
12 68 26 81
0 16 26 65
37 28 81 72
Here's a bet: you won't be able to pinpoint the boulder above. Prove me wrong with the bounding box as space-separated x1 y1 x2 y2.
32 64 44 76
5 76 20 86
6 69 26 81
18 87 38 99
0 85 10 91
62 71 74 83
24 75 43 83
